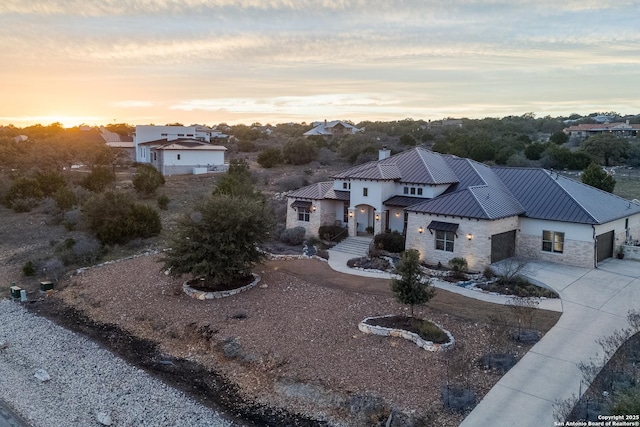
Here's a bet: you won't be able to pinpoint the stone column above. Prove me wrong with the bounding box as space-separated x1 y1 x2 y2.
374 210 386 235
348 208 357 237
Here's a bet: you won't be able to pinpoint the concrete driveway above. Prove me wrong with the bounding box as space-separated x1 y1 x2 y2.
460 258 640 427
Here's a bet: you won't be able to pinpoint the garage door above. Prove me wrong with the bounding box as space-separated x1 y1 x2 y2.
596 230 614 262
491 230 516 263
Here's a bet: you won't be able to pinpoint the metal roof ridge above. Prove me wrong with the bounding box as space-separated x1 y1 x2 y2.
416 147 436 183
467 185 493 218
544 170 599 224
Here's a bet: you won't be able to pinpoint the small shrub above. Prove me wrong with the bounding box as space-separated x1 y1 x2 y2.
63 208 82 230
133 164 165 197
365 226 374 234
157 194 170 210
483 266 495 279
318 224 348 242
23 260 36 276
5 177 44 210
53 186 77 211
257 148 283 168
34 170 66 196
81 166 116 192
280 226 306 245
10 197 40 212
373 231 405 253
40 257 65 282
316 249 330 259
449 257 468 279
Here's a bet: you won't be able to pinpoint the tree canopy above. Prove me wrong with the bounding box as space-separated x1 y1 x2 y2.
581 162 616 193
581 134 629 167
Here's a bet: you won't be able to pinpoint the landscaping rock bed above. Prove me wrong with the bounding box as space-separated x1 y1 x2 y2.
359 315 454 352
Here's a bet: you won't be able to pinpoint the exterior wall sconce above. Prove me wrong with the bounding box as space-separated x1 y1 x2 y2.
360 208 365 213
395 212 401 217
418 227 424 234
375 214 380 221
348 211 354 218
466 233 473 240
312 205 317 211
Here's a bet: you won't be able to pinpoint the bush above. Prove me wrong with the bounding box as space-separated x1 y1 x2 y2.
449 257 468 279
81 166 115 192
83 190 162 245
54 235 103 266
282 138 318 165
23 260 36 276
257 148 283 168
34 170 66 196
133 164 165 197
373 231 405 253
40 257 65 282
318 224 348 242
280 226 306 245
5 177 44 210
53 186 77 211
275 175 307 192
157 194 169 210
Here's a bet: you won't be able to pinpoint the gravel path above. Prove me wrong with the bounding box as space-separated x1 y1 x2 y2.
0 299 235 427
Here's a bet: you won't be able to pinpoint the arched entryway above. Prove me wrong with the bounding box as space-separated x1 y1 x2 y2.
354 204 375 235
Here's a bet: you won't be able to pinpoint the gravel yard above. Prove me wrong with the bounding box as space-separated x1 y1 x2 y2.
13 253 560 426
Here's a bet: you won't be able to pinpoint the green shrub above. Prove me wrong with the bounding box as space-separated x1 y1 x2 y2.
81 166 115 192
52 186 77 211
257 148 283 168
412 318 449 344
83 190 161 245
23 260 36 276
318 224 348 242
449 257 468 279
373 231 405 253
282 138 318 165
157 194 169 210
5 177 44 210
133 164 165 197
34 170 66 196
280 226 306 245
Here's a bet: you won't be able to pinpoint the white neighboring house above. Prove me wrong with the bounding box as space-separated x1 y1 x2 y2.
99 126 135 161
286 147 640 271
303 120 362 138
134 125 228 176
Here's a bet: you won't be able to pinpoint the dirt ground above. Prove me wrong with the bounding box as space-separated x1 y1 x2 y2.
21 254 561 427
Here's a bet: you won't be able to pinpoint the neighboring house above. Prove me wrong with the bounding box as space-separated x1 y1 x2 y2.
286 147 640 270
139 138 227 176
134 125 228 175
99 126 135 160
13 135 28 143
303 120 362 138
563 121 640 140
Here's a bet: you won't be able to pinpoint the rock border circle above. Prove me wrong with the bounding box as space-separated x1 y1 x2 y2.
183 274 261 300
358 315 455 352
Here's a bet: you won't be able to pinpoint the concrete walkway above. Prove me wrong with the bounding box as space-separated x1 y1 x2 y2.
327 250 640 426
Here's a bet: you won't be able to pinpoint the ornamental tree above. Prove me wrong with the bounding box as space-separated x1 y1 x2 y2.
163 193 274 288
391 249 436 317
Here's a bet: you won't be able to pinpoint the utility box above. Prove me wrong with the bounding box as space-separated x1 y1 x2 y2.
10 286 22 299
40 281 54 291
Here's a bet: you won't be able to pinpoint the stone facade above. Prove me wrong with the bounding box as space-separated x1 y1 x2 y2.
517 233 594 268
405 214 519 271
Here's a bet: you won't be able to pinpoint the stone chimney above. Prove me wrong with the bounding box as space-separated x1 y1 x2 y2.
379 146 391 160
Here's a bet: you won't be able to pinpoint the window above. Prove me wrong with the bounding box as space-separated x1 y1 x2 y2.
343 204 349 223
363 188 368 197
403 187 409 194
177 154 181 160
417 188 423 196
153 152 157 161
343 182 348 189
542 230 564 253
297 208 310 222
435 230 455 252
410 188 416 195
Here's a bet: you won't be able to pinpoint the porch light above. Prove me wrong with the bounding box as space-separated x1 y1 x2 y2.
312 205 317 211
418 227 424 234
375 214 380 221
348 211 354 218
395 212 401 217
466 233 473 241
360 208 365 213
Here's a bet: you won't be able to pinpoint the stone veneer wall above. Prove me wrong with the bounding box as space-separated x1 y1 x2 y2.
517 233 594 268
405 215 519 271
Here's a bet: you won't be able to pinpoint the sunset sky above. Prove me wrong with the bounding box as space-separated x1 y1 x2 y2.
1 0 638 127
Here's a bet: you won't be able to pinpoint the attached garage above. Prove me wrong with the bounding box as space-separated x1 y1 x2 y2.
491 230 517 263
596 230 614 263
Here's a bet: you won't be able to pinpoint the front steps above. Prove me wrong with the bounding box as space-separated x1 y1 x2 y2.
330 236 372 257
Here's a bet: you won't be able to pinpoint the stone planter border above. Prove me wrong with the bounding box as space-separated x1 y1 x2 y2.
358 315 455 352
183 274 261 300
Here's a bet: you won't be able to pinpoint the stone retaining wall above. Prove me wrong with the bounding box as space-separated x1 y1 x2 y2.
183 274 261 300
358 315 455 352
